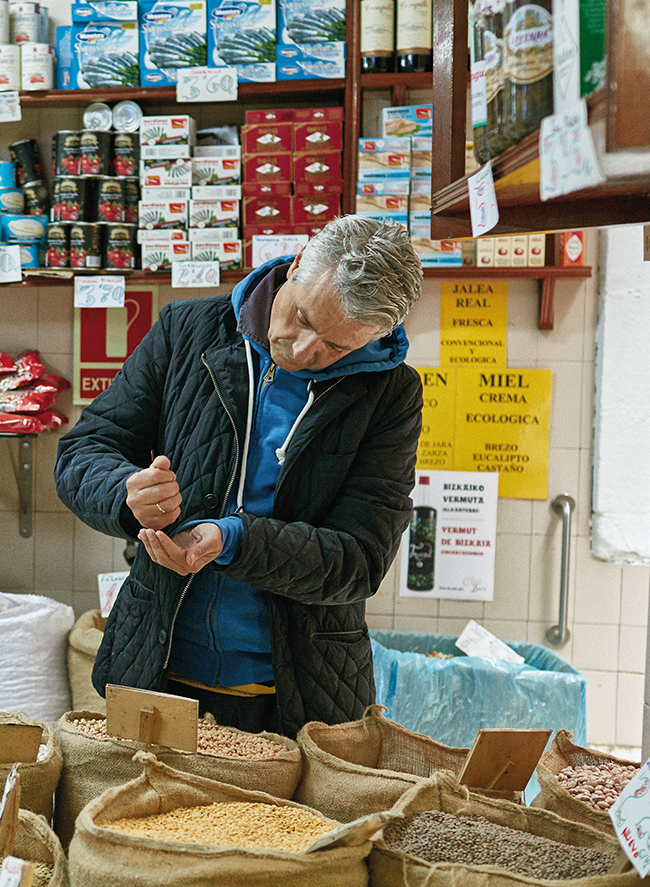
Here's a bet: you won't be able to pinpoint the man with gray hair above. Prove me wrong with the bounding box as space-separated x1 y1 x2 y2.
55 214 424 737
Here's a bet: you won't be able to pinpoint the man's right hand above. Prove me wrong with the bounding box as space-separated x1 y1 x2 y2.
126 454 182 529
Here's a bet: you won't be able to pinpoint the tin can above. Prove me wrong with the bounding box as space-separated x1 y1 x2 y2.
79 130 112 176
52 130 80 177
112 100 142 133
19 239 43 267
112 131 139 177
122 176 139 224
52 175 97 222
37 0 46 40
45 221 69 267
0 0 9 42
9 1 40 43
9 138 45 186
0 212 47 241
102 222 137 269
0 187 23 213
20 42 54 90
0 161 15 188
83 102 112 131
96 176 124 222
70 221 102 269
0 44 20 88
22 178 49 216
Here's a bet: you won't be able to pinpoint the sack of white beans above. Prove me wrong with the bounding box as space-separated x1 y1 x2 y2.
531 729 640 835
66 610 106 715
294 704 470 823
368 770 644 887
0 711 62 822
54 710 302 849
68 751 375 887
12 809 69 887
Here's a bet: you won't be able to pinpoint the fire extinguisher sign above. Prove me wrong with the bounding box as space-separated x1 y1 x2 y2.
73 287 159 406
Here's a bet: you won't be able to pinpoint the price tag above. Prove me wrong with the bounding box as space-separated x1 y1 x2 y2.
171 261 220 288
0 91 21 122
468 161 499 237
539 100 605 201
609 759 650 877
176 67 237 103
97 571 129 618
0 857 35 887
0 245 22 283
74 275 125 307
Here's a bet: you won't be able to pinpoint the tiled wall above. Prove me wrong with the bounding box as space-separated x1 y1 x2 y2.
1 221 647 748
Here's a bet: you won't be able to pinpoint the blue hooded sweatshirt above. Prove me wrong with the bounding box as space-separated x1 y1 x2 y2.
166 256 410 689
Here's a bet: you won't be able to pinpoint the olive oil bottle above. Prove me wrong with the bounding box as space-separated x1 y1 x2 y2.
470 0 490 164
361 0 395 73
395 0 432 72
407 474 436 592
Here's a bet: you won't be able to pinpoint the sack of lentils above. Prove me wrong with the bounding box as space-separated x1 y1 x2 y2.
11 809 68 887
54 710 302 850
66 610 106 714
294 704 469 822
0 711 62 822
68 750 375 887
531 729 639 835
368 770 644 887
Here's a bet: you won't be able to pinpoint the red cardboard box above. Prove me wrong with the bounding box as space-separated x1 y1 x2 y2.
245 108 296 124
242 181 293 197
293 120 343 153
293 180 343 196
294 107 344 122
293 151 343 185
242 122 293 155
293 194 340 225
243 195 293 227
243 153 293 183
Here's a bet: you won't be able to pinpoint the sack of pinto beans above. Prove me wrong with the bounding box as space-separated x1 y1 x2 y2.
0 711 62 822
66 610 106 714
54 710 302 850
68 751 377 887
294 704 470 823
12 809 69 887
531 729 640 836
368 770 644 887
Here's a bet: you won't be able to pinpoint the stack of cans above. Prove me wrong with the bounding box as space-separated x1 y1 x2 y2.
4 141 48 267
2 1 56 91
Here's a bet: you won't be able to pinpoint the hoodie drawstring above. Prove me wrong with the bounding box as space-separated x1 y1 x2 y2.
275 379 315 465
236 339 256 509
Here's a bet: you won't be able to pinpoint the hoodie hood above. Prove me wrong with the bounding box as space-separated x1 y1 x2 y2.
231 255 410 381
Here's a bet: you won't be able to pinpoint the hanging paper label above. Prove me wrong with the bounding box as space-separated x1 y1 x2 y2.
470 60 488 128
171 260 220 288
0 245 21 283
0 91 21 122
539 100 605 200
98 571 129 617
468 161 499 237
609 759 650 877
176 67 237 103
74 276 125 307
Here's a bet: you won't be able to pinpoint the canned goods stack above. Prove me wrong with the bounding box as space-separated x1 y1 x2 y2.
1 145 48 268
47 100 141 270
4 1 56 90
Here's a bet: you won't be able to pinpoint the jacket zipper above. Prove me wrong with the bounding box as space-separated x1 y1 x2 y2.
164 353 245 670
262 361 277 386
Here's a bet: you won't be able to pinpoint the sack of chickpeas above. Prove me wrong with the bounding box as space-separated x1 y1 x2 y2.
531 729 639 835
0 712 62 821
66 610 106 714
68 751 377 887
294 704 469 823
368 770 644 887
54 710 302 849
11 809 69 887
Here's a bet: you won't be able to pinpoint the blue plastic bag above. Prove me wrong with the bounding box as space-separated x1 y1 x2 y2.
370 629 587 802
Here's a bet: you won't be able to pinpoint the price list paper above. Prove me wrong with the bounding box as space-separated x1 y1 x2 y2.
440 280 508 366
539 100 605 200
0 91 20 122
414 367 457 471
172 261 220 288
74 276 125 308
399 470 498 601
176 66 237 102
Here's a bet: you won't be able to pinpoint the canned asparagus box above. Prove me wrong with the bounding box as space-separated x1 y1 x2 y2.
0 213 48 241
138 198 189 229
140 156 193 188
71 1 138 21
141 238 190 269
19 240 44 267
59 21 139 89
207 0 276 83
189 198 240 228
276 0 345 79
140 114 196 146
191 237 242 268
139 0 207 87
0 187 24 213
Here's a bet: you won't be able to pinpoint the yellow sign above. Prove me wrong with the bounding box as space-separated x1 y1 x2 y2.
414 367 456 471
453 367 553 499
440 280 508 366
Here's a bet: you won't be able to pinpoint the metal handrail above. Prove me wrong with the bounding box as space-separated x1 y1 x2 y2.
545 494 576 647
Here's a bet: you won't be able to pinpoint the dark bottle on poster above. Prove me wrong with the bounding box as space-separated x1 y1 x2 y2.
361 0 395 73
395 0 432 73
407 475 436 591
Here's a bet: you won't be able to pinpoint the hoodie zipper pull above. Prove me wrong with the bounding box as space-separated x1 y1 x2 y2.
262 362 277 386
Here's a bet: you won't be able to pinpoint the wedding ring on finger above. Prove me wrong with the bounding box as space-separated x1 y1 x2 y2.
155 502 166 514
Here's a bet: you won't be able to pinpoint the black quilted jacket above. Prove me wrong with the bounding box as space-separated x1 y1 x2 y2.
54 291 423 737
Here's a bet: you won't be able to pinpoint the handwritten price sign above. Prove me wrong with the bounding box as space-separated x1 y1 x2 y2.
468 160 499 237
539 100 605 201
172 261 220 288
176 67 237 103
74 275 125 307
0 91 21 122
609 758 650 877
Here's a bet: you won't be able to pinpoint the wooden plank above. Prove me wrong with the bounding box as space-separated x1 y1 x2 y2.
607 0 650 150
105 685 198 753
0 726 42 765
459 728 552 792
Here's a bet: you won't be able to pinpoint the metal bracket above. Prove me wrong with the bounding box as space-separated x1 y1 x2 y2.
4 434 34 538
545 493 576 647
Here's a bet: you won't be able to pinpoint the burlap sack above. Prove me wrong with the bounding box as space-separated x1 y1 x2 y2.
66 610 106 714
68 751 373 887
368 771 644 887
294 704 469 822
54 710 302 849
12 809 69 887
531 728 639 835
0 712 62 821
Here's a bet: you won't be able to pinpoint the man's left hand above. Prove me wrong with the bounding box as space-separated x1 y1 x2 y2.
137 523 223 575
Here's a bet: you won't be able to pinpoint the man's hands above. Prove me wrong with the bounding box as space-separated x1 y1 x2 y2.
138 523 224 575
126 454 182 530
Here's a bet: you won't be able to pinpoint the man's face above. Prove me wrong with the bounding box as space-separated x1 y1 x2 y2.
268 254 380 372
